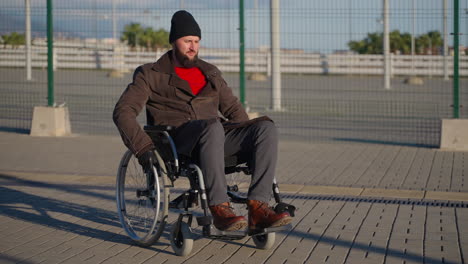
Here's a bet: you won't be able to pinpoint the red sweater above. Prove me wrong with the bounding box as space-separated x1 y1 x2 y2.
175 67 207 95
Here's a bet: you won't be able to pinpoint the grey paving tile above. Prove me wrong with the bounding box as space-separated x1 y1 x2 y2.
355 147 400 188
424 243 462 264
427 151 455 191
378 147 417 189
451 152 468 192
384 239 425 264
346 239 388 264
98 246 157 264
401 148 435 191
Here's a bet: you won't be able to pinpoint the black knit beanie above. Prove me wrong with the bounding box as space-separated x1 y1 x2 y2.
169 10 201 43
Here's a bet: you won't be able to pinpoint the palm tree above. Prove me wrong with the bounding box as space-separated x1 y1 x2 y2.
416 31 442 54
139 27 154 51
349 30 443 55
121 23 170 51
153 29 170 50
390 30 411 54
121 23 144 50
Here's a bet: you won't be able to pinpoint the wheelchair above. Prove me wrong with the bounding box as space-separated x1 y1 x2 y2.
116 125 296 256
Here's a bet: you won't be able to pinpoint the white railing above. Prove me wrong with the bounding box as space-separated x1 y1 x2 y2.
1 46 467 77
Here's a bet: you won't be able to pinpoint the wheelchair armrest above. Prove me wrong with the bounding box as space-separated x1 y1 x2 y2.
144 125 174 132
143 125 179 176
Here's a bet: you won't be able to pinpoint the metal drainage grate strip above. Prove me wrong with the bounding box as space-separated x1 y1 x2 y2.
280 193 468 208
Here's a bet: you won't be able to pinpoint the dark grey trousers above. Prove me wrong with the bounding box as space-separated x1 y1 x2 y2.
197 120 278 206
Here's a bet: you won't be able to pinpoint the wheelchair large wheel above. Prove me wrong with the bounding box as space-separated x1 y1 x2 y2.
116 149 169 247
252 232 275 250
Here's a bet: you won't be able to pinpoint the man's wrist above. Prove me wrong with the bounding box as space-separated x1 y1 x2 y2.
136 144 155 158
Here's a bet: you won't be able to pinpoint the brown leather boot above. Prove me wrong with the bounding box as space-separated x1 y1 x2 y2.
209 202 247 231
247 200 292 231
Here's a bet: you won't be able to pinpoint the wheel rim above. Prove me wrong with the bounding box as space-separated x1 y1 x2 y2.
253 232 275 249
255 234 267 243
117 151 164 243
173 226 184 248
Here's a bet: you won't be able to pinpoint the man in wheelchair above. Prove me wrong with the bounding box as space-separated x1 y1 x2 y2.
113 10 292 233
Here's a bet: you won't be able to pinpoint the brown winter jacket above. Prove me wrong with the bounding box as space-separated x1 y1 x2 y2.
113 50 250 157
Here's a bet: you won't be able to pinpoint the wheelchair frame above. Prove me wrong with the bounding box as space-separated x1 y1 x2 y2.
116 125 296 256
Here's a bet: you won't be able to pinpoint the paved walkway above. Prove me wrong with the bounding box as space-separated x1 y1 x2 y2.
0 131 467 263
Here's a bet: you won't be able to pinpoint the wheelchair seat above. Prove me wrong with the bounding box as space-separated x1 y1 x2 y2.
144 125 251 176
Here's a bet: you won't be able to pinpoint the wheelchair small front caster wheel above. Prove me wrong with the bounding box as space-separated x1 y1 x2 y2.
252 232 275 250
171 222 194 256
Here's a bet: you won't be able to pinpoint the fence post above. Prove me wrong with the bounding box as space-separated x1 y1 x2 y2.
239 0 246 106
271 0 282 110
390 53 394 77
266 53 271 77
25 0 32 81
453 0 460 118
443 0 449 80
47 0 54 106
383 0 391 89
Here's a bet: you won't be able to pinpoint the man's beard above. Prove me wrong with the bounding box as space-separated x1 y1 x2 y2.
174 47 198 68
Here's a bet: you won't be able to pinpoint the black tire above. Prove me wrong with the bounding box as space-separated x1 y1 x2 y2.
170 222 194 256
252 232 275 249
116 149 169 247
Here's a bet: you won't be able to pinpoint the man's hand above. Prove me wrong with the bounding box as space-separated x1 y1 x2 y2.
138 150 157 173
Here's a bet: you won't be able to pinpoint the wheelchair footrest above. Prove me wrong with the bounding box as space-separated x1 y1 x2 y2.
202 225 247 240
275 202 296 217
248 224 292 236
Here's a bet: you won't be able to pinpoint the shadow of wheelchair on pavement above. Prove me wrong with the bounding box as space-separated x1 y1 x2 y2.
0 173 173 255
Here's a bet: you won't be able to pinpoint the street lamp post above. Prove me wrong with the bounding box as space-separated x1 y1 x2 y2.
25 0 31 81
271 0 281 110
47 0 54 106
383 0 390 89
443 0 449 80
411 0 415 75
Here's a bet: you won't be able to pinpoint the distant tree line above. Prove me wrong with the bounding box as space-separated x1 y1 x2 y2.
3 28 463 56
1 32 26 48
121 23 170 51
348 30 444 55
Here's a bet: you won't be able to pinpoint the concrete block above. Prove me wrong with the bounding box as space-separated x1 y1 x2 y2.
30 106 72 137
248 73 267 81
107 69 124 78
403 76 424 85
440 119 468 151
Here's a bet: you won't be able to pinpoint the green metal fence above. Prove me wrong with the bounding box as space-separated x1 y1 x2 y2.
0 0 467 147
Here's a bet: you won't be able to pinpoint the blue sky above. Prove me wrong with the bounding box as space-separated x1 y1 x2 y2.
1 0 467 53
